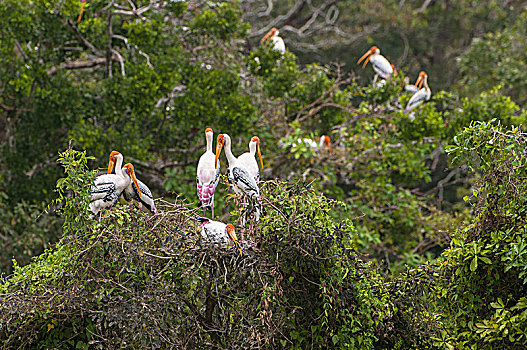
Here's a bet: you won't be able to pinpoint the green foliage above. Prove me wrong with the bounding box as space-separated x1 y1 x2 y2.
434 121 527 348
458 9 527 106
0 197 62 275
0 154 396 349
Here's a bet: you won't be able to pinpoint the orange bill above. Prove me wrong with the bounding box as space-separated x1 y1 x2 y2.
215 135 224 168
107 158 115 174
357 50 371 66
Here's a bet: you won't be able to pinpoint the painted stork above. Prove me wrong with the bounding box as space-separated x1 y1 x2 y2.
291 135 332 155
404 71 431 114
197 128 221 217
107 151 157 215
357 46 394 81
198 217 242 256
237 136 264 184
261 27 286 54
215 134 263 222
90 163 140 217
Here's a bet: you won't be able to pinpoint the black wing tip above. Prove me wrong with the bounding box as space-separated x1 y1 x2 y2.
198 217 210 223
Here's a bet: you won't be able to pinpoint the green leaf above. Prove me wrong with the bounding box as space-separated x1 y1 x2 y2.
470 257 478 272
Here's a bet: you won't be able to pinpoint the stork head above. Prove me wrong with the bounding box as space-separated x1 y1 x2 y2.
226 224 243 256
415 71 427 88
357 46 380 68
251 136 264 169
107 150 121 174
261 27 279 44
215 134 225 168
321 135 332 154
205 127 213 134
123 163 141 197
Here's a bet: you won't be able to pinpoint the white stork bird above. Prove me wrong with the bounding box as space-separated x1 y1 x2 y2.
215 134 263 222
237 136 264 184
404 71 431 115
289 135 332 155
357 46 394 83
261 27 286 54
198 217 242 256
196 128 221 217
107 151 157 215
90 162 140 218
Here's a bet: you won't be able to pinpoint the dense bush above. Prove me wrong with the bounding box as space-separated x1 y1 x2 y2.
0 149 397 349
432 121 527 349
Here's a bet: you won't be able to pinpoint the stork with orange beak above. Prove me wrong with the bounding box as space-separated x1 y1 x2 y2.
290 135 332 155
107 151 157 215
215 134 263 223
198 217 242 256
90 162 141 218
237 136 264 184
357 46 394 82
197 128 221 217
404 71 431 114
261 27 286 54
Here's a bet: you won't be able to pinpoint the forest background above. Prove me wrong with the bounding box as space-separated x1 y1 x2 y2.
1 0 527 348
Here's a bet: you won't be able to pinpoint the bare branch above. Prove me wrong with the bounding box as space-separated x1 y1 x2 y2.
65 19 104 56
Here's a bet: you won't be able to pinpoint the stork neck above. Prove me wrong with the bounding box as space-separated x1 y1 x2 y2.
248 141 257 155
115 154 124 177
223 134 238 166
205 132 213 153
422 75 430 92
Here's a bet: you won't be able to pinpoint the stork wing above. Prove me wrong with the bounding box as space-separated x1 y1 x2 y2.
372 56 393 79
91 181 119 203
232 167 259 198
197 164 220 207
405 89 428 113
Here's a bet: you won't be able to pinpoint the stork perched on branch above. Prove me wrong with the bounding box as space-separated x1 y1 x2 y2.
261 27 286 54
404 71 431 115
197 128 221 217
216 134 263 225
107 151 157 215
357 46 394 84
90 162 140 219
198 217 242 256
237 136 264 184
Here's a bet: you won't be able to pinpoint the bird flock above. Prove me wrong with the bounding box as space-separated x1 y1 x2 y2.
89 29 432 256
89 130 265 256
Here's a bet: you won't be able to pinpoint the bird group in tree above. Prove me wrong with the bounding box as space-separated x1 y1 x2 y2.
87 29 430 257
357 45 432 114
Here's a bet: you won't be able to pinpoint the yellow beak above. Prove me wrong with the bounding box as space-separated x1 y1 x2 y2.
130 170 141 197
357 51 371 67
215 139 223 168
107 158 115 174
257 141 264 169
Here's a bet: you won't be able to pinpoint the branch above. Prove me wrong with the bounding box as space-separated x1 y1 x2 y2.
65 19 104 56
46 57 109 75
248 0 306 38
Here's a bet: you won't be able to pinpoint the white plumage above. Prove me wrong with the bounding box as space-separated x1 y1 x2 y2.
107 151 157 215
404 71 431 114
90 162 140 216
216 134 263 222
197 128 221 217
261 27 286 54
357 46 394 80
289 135 332 154
198 218 242 255
236 136 263 184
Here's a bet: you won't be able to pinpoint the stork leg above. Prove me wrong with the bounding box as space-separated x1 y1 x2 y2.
211 195 215 219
